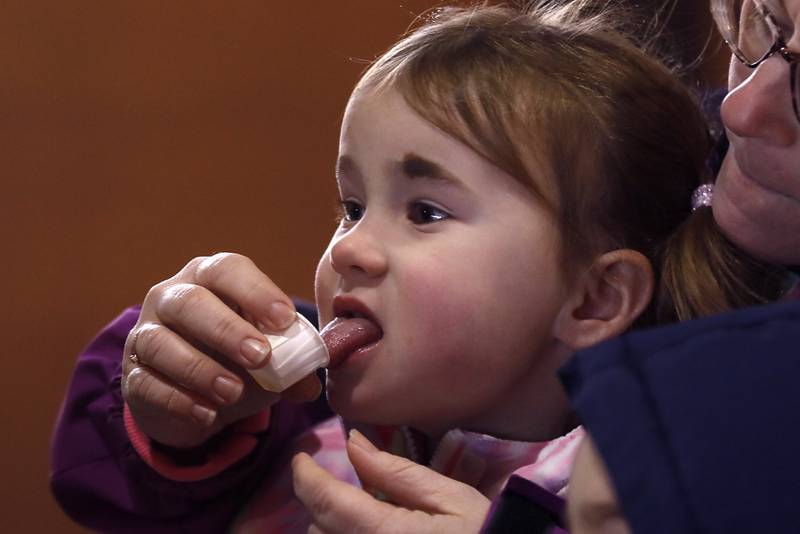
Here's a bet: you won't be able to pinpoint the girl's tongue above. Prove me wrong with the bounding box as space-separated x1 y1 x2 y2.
320 317 383 368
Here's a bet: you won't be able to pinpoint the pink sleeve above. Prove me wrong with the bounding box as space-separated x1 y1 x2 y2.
123 404 271 482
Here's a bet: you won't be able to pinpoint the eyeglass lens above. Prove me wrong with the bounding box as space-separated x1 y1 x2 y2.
715 0 776 64
714 0 800 121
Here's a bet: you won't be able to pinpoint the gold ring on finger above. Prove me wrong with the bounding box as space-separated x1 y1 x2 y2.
129 328 142 366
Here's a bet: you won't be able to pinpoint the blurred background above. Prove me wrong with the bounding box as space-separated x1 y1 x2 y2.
0 1 727 531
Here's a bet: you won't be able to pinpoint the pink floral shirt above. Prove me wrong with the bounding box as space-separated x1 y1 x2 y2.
125 407 582 533
230 417 583 533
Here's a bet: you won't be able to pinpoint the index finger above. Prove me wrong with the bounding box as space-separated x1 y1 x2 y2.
190 252 297 331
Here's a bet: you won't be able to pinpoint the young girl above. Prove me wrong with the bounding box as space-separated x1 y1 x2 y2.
50 2 783 532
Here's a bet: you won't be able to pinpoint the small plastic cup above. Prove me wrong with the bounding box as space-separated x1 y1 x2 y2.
247 313 329 392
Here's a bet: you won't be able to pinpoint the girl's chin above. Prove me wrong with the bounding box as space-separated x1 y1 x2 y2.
325 396 447 437
325 390 404 426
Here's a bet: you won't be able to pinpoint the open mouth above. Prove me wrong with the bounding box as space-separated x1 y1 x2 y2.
321 296 384 368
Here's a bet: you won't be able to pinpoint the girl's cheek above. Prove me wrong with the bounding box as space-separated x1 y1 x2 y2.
398 267 482 339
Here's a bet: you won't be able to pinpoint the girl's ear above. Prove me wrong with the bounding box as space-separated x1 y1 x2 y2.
554 249 654 350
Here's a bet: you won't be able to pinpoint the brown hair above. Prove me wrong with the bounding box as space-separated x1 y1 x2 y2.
354 1 784 325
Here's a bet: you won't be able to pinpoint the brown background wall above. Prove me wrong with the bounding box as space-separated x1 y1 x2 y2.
0 1 725 532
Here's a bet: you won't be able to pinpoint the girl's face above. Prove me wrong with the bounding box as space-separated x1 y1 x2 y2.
315 87 575 440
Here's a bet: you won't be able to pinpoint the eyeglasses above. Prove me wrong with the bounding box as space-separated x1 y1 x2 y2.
711 0 800 123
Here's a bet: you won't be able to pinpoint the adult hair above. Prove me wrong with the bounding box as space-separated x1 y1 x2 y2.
354 0 784 325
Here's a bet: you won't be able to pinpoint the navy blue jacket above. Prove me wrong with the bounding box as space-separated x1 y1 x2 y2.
560 300 800 533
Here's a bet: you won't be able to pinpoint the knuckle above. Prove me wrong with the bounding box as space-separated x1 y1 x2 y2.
207 314 241 350
125 367 192 420
240 277 266 303
124 325 140 351
180 351 212 388
183 255 210 275
386 455 418 479
125 367 157 404
161 283 204 319
144 256 211 311
162 386 188 417
143 279 171 308
120 367 135 400
136 323 168 366
195 252 250 287
305 481 334 518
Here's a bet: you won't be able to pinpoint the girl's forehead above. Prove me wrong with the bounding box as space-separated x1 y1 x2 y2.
345 84 393 111
340 86 382 127
339 87 393 141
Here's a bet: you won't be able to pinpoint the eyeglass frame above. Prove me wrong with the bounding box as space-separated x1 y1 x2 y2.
711 0 800 123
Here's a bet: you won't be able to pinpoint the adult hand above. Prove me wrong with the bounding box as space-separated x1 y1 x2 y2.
121 252 322 448
292 430 491 534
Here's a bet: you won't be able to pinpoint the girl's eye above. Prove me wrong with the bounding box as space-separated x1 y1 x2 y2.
407 201 450 225
339 200 364 222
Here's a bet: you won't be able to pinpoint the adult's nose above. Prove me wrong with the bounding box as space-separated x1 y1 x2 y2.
721 56 797 146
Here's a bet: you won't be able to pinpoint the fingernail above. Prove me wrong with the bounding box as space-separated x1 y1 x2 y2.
348 429 377 452
268 301 296 330
241 337 270 368
213 376 244 404
191 404 217 427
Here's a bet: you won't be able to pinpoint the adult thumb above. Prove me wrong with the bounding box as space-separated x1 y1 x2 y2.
346 429 486 515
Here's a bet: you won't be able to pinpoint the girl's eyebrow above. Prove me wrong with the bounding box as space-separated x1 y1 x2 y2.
398 153 463 188
336 153 466 189
335 155 358 180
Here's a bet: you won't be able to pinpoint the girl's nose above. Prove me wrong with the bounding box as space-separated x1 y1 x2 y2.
721 57 797 146
329 222 389 280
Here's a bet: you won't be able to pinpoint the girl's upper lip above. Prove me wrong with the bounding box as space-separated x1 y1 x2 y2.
331 295 381 326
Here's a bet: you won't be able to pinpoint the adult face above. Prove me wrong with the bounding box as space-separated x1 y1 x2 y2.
712 0 800 264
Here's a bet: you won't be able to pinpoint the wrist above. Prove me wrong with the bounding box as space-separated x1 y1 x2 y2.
124 404 272 482
150 425 237 466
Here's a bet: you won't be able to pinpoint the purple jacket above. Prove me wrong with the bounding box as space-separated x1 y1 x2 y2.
50 304 334 533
